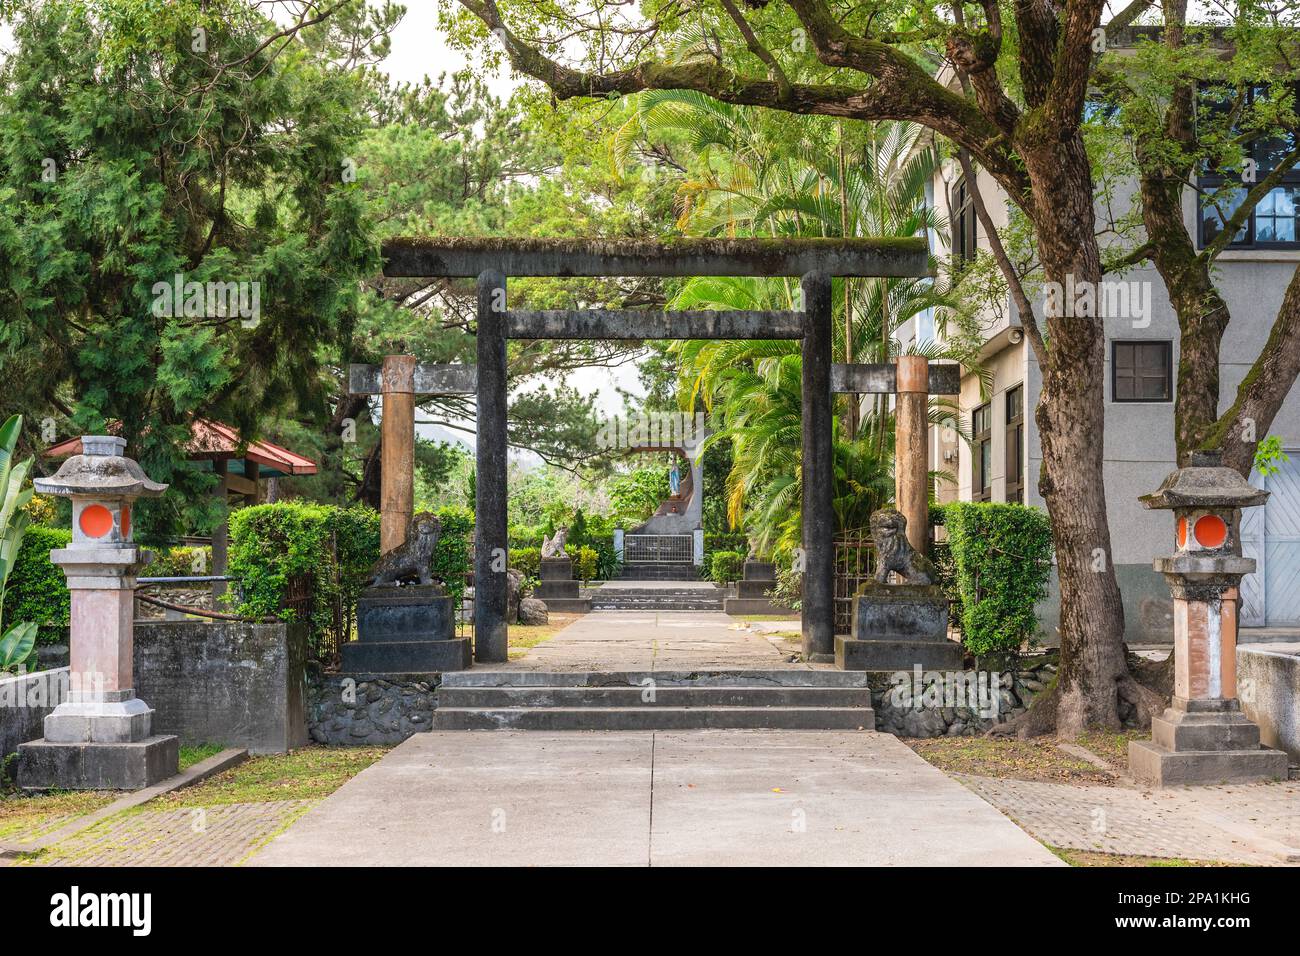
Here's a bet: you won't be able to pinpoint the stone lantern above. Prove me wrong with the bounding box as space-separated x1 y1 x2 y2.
18 436 179 790
1129 450 1288 786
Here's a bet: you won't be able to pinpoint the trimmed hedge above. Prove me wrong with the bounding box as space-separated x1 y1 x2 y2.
228 504 381 639
509 546 541 578
2 526 71 645
939 502 1053 657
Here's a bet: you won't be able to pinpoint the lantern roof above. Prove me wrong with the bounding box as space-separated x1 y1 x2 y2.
1140 450 1268 511
33 436 168 498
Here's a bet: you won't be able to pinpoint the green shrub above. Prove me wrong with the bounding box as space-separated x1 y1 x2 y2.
940 502 1053 658
709 550 745 583
143 545 213 577
430 506 473 602
229 503 380 651
509 546 541 578
571 546 599 583
704 533 748 571
2 526 71 645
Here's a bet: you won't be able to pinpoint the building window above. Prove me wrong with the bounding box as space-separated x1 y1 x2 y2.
1005 384 1024 504
1112 341 1173 402
952 175 978 267
973 402 992 501
1197 84 1300 249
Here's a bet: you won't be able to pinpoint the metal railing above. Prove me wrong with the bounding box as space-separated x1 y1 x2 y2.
624 534 694 564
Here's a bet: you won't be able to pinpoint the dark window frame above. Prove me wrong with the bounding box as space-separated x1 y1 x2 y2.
1112 340 1174 404
951 175 979 267
1197 84 1300 250
1005 384 1025 504
972 401 992 502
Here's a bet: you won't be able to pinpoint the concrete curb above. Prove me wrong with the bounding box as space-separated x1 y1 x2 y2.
0 747 248 859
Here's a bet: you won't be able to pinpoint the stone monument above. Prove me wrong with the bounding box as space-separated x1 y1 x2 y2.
340 512 470 672
724 558 792 615
835 508 963 671
534 528 591 613
1129 451 1288 785
19 436 180 789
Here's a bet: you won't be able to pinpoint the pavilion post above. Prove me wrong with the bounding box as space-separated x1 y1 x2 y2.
211 459 229 601
379 354 416 554
801 272 835 662
474 270 509 663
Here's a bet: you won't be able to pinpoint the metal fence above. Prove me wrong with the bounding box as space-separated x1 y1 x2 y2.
833 529 878 635
624 534 694 564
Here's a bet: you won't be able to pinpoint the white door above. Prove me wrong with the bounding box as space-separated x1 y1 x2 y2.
1241 449 1300 626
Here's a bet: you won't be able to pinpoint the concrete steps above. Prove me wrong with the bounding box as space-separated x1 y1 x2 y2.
433 669 875 730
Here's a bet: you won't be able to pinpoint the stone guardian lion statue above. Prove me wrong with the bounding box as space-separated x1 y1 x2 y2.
541 526 569 559
870 508 936 585
368 513 443 587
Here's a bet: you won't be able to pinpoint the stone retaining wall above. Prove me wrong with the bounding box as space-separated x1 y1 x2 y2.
307 670 440 746
0 668 68 764
869 657 1058 737
1238 643 1300 762
133 621 309 754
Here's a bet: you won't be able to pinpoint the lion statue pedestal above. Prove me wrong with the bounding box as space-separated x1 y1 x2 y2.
339 514 471 673
835 509 963 672
533 555 592 613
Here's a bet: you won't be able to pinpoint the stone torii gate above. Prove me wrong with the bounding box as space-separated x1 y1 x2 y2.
348 357 477 553
831 358 961 554
382 237 929 664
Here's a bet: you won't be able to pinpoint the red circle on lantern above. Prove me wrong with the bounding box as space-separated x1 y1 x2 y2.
1194 514 1228 549
121 504 131 539
79 504 114 538
1177 516 1187 548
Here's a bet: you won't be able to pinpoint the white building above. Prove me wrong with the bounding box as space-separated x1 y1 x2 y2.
902 129 1300 643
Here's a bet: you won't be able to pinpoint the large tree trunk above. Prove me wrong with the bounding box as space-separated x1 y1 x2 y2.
1010 133 1157 735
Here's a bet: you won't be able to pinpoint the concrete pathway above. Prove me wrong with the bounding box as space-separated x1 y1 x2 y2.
489 609 817 672
249 730 1062 866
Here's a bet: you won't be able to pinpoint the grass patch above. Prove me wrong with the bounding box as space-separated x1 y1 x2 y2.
1049 847 1240 867
0 790 121 842
179 743 225 770
906 736 1118 785
149 746 390 809
1075 731 1148 769
731 614 799 621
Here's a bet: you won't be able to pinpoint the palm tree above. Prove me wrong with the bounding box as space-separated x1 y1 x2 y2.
622 102 976 555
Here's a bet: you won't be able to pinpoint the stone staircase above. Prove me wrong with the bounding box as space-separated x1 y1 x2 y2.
432 670 875 730
589 586 725 611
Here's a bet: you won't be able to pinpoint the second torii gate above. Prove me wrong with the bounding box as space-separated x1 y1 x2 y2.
831 358 961 554
382 237 930 665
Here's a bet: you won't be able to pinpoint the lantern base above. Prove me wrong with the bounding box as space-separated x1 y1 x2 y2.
16 735 179 791
1130 705 1288 787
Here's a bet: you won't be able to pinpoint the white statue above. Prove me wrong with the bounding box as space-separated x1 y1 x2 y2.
541 526 569 558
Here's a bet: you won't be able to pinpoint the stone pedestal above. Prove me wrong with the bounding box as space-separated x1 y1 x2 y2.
340 585 470 673
724 560 793 615
835 583 963 671
1130 699 1288 786
535 557 591 613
